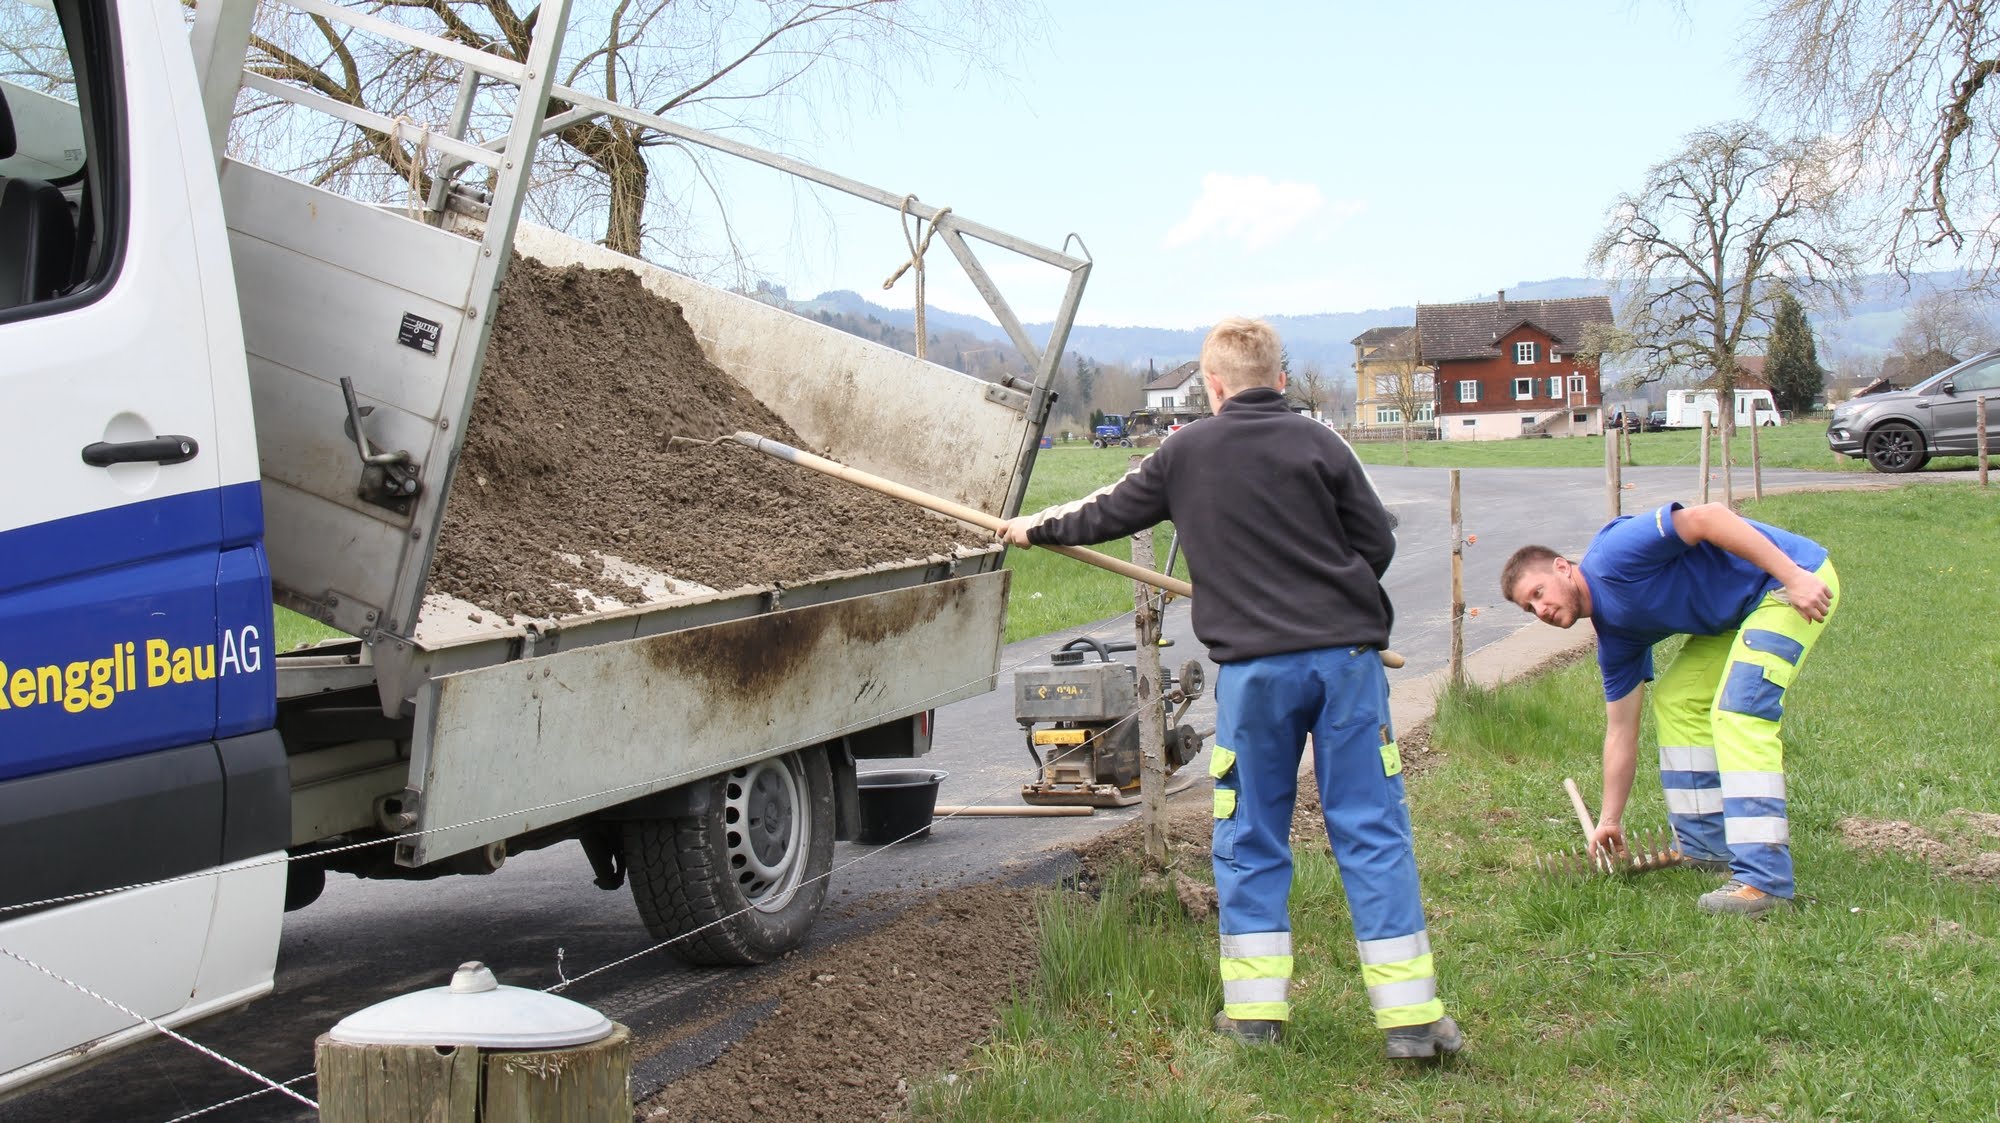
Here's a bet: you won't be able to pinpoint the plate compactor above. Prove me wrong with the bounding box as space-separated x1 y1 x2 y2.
1014 637 1209 807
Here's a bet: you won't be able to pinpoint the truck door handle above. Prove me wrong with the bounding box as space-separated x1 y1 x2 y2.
81 435 200 467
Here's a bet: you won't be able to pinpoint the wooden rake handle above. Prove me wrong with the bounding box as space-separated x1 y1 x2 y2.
1564 777 1611 873
727 431 1404 669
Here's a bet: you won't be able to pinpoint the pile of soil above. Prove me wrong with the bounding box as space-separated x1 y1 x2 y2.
429 256 983 619
638 885 1040 1123
1836 810 2000 880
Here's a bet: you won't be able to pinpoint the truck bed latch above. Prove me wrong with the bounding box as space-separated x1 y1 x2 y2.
340 376 424 514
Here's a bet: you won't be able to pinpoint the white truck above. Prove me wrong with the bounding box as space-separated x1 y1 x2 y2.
1664 386 1782 429
0 0 1085 1092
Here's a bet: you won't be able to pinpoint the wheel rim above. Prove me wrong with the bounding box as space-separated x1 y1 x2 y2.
722 756 808 912
1869 427 1917 468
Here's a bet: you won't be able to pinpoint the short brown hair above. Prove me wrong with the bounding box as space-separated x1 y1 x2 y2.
1500 545 1568 603
1200 317 1284 393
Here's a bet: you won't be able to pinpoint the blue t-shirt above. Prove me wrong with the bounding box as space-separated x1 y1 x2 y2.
1581 503 1828 701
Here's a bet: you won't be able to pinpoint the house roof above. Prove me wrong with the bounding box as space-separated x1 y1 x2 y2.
1147 360 1200 391
1694 357 1773 390
1350 325 1414 348
1415 295 1614 362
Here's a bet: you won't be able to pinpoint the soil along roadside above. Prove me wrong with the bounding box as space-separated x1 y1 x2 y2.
428 256 983 619
637 884 1041 1123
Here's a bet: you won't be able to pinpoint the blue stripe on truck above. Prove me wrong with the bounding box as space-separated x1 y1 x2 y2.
0 483 274 782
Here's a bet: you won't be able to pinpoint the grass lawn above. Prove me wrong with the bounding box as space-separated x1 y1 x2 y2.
1004 446 1186 642
275 606 346 650
927 483 2000 1122
1344 422 1892 472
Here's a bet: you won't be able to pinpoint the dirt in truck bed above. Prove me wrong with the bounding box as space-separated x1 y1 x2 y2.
429 255 983 620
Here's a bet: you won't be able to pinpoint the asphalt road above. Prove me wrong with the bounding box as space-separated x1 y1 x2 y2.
3 457 1919 1122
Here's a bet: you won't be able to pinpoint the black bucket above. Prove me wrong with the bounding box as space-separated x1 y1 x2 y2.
855 769 948 844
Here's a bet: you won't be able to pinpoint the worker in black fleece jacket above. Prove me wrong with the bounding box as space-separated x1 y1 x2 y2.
1001 317 1461 1059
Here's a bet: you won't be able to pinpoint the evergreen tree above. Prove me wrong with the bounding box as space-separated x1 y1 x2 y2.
1765 289 1826 415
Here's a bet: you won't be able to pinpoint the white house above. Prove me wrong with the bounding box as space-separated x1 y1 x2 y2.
1145 361 1202 413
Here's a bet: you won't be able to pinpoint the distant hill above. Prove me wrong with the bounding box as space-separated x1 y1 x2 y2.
779 270 2000 376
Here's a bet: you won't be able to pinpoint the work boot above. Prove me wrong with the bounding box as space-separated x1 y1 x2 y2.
1679 855 1733 875
1212 1010 1283 1045
1697 879 1790 917
1384 1015 1464 1060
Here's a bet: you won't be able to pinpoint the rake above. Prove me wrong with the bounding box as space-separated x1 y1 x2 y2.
1534 778 1686 877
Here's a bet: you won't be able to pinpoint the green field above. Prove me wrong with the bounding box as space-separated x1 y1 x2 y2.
928 484 2000 1122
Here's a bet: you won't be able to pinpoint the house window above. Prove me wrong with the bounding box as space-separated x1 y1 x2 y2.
1375 375 1400 397
1569 374 1586 395
1550 350 1561 363
1458 381 1480 402
1376 407 1402 424
1513 377 1534 400
1461 419 1476 427
1514 341 1538 364
1416 372 1435 393
1161 397 1175 410
1548 376 1563 399
1414 403 1434 422
1573 412 1588 423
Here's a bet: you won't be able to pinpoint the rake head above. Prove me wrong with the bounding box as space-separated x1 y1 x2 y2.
1534 826 1687 878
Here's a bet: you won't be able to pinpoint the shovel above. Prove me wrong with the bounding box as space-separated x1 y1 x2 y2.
726 430 1405 669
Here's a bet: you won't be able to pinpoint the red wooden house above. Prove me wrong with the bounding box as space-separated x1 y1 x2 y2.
1416 292 1615 440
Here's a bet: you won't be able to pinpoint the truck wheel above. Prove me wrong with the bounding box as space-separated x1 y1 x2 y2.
621 747 834 965
1864 422 1927 473
1091 438 1106 448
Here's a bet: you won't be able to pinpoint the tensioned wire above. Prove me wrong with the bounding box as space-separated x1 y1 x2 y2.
9 595 1187 1121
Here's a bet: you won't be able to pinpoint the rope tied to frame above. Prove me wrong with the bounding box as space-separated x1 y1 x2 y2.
393 114 432 222
882 194 951 360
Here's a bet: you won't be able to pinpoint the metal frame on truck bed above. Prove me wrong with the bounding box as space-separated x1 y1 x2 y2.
2 0 1086 1090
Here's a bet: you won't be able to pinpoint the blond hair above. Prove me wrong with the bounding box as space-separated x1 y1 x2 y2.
1200 317 1284 393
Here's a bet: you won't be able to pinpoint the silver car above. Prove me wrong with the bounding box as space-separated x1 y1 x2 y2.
1827 352 2000 472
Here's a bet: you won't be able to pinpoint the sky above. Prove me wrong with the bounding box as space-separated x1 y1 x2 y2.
670 0 1760 331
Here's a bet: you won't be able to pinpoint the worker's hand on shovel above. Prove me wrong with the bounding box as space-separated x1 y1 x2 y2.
997 516 1038 548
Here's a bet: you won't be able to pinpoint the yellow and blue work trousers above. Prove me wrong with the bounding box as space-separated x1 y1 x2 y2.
1653 560 1840 899
1210 645 1444 1029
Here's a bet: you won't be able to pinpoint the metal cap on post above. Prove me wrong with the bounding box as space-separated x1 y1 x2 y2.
318 962 630 1122
328 961 613 1049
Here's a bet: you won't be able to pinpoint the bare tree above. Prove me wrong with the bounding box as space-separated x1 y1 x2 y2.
1371 336 1432 465
225 0 1032 259
1751 0 2000 286
1293 362 1329 418
1893 286 1996 368
1589 122 1858 499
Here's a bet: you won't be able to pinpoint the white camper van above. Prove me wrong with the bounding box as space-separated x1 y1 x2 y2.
1664 387 1782 429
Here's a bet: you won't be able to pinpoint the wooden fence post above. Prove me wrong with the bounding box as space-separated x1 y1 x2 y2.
1698 414 1712 505
1751 416 1764 501
1980 397 1991 488
1604 426 1620 520
1130 465 1167 871
1449 470 1465 684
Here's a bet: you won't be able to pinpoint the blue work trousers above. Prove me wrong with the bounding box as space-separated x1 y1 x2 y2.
1211 645 1443 1028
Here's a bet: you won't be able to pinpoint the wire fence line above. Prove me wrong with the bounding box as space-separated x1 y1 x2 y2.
5 597 1181 1122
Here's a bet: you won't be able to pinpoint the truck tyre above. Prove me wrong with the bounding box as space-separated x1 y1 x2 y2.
1091 438 1106 449
621 747 835 965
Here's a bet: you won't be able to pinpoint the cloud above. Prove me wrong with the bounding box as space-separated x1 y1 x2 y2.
1163 173 1362 251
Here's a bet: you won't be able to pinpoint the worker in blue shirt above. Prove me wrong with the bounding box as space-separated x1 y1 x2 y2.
1501 502 1837 916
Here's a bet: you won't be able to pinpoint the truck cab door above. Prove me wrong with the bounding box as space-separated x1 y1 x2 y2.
0 0 282 1089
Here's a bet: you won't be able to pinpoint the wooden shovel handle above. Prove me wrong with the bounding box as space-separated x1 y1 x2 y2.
728 431 1405 670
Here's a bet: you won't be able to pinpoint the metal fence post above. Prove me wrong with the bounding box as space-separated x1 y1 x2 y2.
1130 462 1168 870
